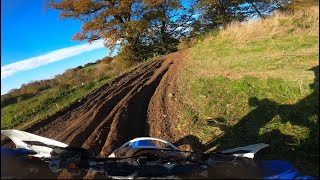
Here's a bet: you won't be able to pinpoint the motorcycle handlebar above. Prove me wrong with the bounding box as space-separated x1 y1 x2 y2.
103 160 205 177
49 156 206 178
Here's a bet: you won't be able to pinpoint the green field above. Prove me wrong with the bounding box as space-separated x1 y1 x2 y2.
1 78 108 132
175 6 319 177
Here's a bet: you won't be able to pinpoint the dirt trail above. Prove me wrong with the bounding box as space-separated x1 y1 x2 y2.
3 50 188 179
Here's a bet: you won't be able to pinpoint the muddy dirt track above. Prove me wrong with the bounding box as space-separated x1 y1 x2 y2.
4 51 188 179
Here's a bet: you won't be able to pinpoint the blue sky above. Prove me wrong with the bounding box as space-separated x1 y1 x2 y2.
1 0 193 95
1 0 109 95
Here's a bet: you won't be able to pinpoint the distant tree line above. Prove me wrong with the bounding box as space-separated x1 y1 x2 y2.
1 58 113 108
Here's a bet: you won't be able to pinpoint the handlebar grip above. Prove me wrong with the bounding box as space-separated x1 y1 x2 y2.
104 162 205 178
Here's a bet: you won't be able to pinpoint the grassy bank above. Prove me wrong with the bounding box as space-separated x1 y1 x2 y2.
176 6 319 177
1 78 108 131
1 57 154 142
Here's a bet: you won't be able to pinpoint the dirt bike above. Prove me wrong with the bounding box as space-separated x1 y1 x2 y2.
1 129 314 179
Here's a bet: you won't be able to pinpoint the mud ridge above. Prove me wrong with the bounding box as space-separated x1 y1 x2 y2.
3 50 188 179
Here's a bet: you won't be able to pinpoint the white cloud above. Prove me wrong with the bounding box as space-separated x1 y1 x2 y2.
1 40 105 79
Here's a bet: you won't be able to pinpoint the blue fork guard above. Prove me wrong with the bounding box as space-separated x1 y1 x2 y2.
258 160 315 179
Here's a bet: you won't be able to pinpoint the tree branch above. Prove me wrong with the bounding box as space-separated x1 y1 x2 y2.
248 0 265 19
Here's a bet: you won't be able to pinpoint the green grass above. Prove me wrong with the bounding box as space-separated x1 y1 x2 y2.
1 78 108 132
176 6 319 177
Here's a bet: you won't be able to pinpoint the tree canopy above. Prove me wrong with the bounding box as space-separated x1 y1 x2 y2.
47 0 301 61
48 0 195 61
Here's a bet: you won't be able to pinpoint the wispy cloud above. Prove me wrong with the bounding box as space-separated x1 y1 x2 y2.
1 40 105 79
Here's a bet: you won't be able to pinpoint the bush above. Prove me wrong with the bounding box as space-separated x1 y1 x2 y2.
16 97 23 103
101 56 113 64
112 55 135 72
1 95 17 108
57 83 71 90
177 38 192 50
83 62 96 68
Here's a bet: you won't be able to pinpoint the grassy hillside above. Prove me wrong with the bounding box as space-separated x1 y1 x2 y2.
0 58 145 136
176 6 319 176
1 79 106 132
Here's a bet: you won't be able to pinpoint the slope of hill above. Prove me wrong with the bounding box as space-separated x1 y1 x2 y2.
1 58 130 131
174 6 319 177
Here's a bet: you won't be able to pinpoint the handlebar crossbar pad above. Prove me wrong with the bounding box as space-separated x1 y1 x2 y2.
51 146 92 159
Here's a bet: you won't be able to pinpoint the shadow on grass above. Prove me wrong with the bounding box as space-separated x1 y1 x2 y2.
174 65 319 177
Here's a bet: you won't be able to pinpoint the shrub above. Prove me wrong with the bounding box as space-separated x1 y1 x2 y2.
57 83 71 90
177 38 192 50
83 62 96 68
16 97 23 103
101 56 113 64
